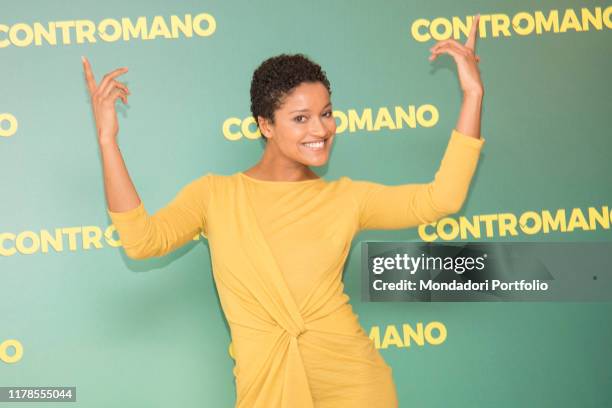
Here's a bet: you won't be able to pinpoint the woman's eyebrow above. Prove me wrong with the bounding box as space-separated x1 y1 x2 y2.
290 102 332 113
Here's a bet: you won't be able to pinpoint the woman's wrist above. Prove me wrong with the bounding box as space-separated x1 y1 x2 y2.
463 89 484 100
455 92 483 138
98 136 119 151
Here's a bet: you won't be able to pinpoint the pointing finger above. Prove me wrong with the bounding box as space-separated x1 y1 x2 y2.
82 56 97 96
465 14 480 50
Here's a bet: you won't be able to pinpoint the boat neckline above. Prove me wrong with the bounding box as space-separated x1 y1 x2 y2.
238 172 324 184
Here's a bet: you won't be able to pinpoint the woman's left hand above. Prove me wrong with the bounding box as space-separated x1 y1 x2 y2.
429 14 483 95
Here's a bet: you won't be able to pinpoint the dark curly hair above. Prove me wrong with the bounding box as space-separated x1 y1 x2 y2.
250 53 332 142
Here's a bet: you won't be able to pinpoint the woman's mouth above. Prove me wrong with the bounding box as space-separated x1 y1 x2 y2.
301 139 326 151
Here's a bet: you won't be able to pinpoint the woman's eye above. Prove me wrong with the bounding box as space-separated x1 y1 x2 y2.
295 111 332 122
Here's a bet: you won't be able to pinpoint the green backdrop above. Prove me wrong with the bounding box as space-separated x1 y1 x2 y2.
1 0 611 406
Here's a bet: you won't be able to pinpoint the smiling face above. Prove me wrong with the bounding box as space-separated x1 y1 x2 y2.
258 81 337 168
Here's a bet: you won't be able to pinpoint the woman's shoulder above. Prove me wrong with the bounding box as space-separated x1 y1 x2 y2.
328 175 363 186
191 172 237 188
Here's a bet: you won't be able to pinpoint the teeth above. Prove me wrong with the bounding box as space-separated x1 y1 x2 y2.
302 141 325 149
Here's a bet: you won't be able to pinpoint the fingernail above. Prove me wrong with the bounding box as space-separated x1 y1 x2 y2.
81 56 85 63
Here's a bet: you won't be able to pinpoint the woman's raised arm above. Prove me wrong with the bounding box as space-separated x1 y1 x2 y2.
82 56 140 213
429 14 484 138
83 56 211 259
350 15 486 231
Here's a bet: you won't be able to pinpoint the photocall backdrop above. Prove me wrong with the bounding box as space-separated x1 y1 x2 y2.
1 0 611 406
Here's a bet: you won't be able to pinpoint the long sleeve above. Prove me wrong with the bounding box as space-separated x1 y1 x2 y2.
106 173 213 259
348 129 485 231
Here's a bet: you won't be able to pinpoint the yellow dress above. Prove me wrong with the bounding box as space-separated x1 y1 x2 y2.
107 129 485 407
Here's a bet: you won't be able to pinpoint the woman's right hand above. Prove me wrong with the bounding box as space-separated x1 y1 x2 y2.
82 56 131 147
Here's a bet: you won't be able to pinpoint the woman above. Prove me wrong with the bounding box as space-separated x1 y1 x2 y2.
83 15 484 408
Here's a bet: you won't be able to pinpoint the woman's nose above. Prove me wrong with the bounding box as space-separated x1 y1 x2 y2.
310 117 328 137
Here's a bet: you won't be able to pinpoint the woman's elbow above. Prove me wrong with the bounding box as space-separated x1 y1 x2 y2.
124 248 151 260
443 197 466 215
122 243 160 260
427 187 467 218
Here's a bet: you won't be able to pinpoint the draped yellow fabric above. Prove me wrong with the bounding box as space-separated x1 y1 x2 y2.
107 129 485 407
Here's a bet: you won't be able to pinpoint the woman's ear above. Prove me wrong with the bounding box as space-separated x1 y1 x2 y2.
257 115 273 141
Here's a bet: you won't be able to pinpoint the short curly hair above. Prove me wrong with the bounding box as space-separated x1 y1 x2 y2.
250 53 332 142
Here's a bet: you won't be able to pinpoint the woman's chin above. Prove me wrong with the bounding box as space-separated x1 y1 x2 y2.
304 156 329 167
